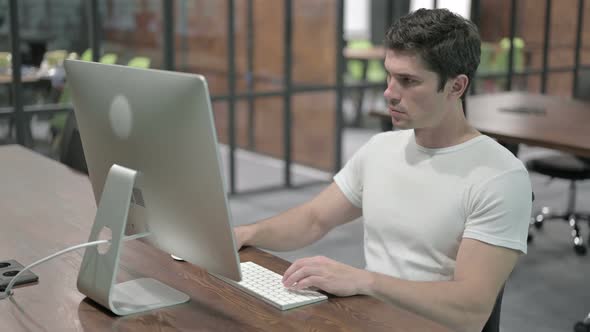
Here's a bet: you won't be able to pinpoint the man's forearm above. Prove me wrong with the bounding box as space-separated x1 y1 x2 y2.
239 203 326 251
361 272 496 332
237 182 361 252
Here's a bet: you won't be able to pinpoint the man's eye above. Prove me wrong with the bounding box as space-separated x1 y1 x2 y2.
401 77 415 85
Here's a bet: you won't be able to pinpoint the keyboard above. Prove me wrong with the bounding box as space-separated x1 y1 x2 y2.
223 261 328 310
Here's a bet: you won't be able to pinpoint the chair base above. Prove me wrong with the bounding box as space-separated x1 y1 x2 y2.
531 207 590 255
574 312 590 332
574 322 590 332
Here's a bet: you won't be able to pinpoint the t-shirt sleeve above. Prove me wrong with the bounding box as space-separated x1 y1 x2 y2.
333 136 375 208
463 168 532 254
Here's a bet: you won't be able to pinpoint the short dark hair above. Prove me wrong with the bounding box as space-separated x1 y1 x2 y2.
385 8 481 99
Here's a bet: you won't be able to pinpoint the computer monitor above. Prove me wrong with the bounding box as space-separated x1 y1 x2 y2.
64 60 242 313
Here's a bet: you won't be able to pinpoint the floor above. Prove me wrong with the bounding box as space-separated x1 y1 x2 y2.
2 119 589 331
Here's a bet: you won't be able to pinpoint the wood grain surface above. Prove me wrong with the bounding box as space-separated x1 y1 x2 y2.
0 145 448 331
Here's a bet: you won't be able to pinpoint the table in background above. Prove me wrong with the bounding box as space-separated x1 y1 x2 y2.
466 92 590 157
0 73 43 85
0 145 449 331
343 46 386 127
0 71 54 145
343 46 386 61
371 92 590 157
0 70 49 101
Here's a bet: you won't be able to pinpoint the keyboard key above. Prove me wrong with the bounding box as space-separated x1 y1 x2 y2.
225 261 328 310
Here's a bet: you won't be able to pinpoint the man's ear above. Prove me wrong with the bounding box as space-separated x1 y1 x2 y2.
448 74 469 99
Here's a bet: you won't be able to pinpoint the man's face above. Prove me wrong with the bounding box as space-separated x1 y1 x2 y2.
383 49 452 130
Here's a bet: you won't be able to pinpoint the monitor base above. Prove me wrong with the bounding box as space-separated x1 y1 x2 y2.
111 278 189 315
77 164 189 316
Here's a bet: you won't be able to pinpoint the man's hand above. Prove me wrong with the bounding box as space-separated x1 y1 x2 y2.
281 256 373 297
233 226 249 251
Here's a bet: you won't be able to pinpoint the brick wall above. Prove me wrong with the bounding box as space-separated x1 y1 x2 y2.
479 0 590 97
101 0 338 172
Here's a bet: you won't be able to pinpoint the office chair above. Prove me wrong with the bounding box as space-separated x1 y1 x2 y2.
58 111 87 174
528 156 590 254
574 313 590 332
482 190 535 331
527 70 590 255
481 286 504 332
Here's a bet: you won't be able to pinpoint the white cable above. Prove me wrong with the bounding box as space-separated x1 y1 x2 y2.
2 240 108 298
1 232 150 299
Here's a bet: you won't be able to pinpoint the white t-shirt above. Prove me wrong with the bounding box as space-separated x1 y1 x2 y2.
334 129 532 282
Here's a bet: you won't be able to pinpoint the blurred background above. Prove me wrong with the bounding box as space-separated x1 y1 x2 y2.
1 2 590 330
2 0 589 193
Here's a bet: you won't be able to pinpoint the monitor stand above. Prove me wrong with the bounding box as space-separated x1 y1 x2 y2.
77 164 189 316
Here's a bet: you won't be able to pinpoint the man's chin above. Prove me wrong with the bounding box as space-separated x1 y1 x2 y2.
391 119 411 130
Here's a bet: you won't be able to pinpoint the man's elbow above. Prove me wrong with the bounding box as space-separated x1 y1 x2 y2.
450 293 498 332
306 203 330 242
454 312 492 332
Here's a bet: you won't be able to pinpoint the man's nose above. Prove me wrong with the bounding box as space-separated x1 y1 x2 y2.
384 84 401 105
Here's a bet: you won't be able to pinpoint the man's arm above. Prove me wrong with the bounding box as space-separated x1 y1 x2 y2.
234 182 362 251
283 238 519 332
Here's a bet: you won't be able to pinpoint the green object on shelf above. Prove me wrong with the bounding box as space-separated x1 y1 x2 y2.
347 40 386 83
100 53 118 65
497 37 525 72
80 49 92 61
0 52 11 72
477 42 497 75
127 56 151 68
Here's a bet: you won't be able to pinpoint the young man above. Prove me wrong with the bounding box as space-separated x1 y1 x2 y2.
234 8 531 332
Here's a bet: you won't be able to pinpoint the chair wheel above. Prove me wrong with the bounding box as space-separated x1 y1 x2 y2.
533 219 544 229
527 233 533 243
574 244 587 256
574 321 590 332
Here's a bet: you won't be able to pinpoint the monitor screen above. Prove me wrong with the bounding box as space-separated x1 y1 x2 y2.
64 60 241 281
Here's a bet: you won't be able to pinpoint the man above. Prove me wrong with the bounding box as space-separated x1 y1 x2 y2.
234 8 531 332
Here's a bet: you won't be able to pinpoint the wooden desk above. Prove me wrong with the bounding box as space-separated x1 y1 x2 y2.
0 145 448 331
371 92 590 157
343 46 386 127
343 46 386 60
0 73 42 85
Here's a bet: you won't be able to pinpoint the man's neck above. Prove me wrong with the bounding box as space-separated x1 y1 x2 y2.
414 102 480 149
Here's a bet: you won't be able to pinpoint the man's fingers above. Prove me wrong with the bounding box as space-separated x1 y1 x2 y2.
282 257 312 283
283 265 321 287
292 275 324 291
282 256 328 282
282 261 302 283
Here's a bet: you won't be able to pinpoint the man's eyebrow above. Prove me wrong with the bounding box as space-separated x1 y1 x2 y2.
384 65 419 78
387 71 422 79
